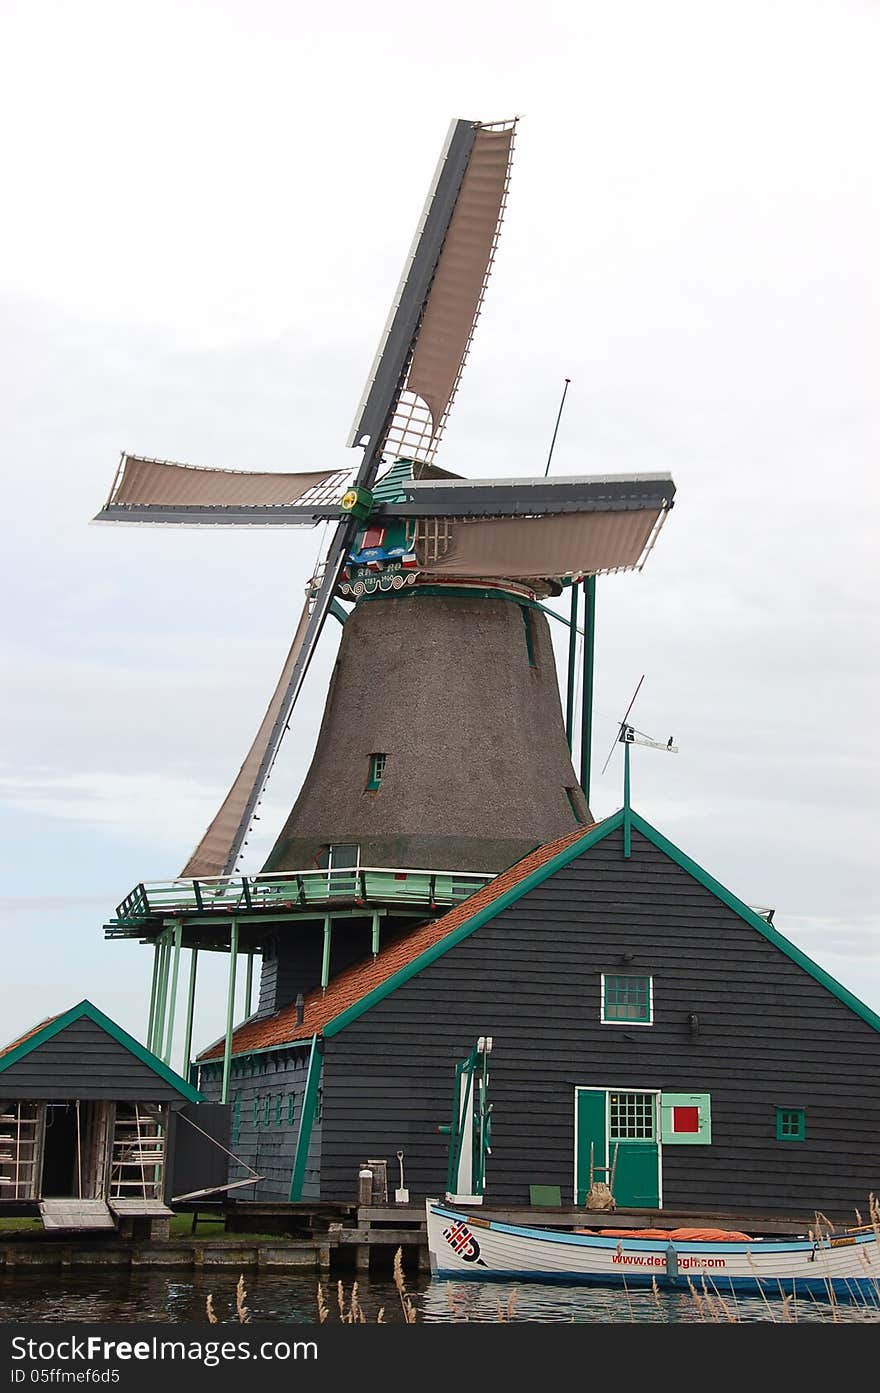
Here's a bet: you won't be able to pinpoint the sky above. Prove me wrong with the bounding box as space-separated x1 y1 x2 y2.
1 0 877 1075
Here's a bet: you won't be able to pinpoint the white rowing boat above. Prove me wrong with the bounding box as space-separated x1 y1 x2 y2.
426 1199 880 1298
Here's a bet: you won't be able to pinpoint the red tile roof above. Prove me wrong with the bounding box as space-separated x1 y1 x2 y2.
198 823 596 1062
0 1015 61 1059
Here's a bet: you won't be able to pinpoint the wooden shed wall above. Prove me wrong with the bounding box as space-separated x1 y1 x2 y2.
197 1047 320 1202
318 825 880 1220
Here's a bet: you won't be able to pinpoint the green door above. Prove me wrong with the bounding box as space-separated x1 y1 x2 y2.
576 1089 660 1208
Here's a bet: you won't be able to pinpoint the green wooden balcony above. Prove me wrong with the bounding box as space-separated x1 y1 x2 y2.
104 865 494 937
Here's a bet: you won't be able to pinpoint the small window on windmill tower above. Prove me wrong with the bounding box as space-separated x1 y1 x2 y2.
367 753 387 790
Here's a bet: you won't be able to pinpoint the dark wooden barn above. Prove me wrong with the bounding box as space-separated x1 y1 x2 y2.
0 999 203 1233
193 806 880 1225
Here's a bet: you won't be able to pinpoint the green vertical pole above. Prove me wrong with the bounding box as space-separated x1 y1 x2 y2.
321 915 332 990
565 581 579 750
244 953 254 1017
221 918 239 1106
371 910 380 958
289 1035 322 1201
182 947 199 1079
579 576 596 806
163 921 183 1065
146 939 161 1046
152 930 170 1056
623 739 632 859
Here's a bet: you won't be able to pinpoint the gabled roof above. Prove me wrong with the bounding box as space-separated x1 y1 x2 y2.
197 821 601 1060
197 806 880 1065
0 999 203 1101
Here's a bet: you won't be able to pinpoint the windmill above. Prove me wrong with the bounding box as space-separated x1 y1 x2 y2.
97 118 677 1075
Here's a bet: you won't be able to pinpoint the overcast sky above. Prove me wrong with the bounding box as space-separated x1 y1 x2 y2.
1 0 877 1072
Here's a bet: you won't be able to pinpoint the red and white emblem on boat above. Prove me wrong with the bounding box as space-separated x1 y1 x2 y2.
442 1220 485 1264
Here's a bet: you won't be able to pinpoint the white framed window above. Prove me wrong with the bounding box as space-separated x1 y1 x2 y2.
601 973 653 1025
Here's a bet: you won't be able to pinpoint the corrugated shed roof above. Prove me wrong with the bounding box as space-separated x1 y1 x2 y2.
197 822 596 1062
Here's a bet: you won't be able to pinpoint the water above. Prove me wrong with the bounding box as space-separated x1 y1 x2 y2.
1 1268 878 1324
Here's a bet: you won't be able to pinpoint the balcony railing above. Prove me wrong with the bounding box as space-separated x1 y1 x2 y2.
106 865 495 933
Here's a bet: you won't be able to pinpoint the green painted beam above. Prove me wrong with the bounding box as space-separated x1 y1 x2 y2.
182 947 199 1078
163 921 183 1065
565 581 579 749
371 910 380 958
152 930 171 1056
221 918 239 1105
579 576 596 804
146 940 161 1046
623 739 632 858
321 915 332 990
245 953 254 1017
289 1035 322 1201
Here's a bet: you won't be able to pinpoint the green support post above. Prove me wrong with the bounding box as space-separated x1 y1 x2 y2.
623 739 632 858
579 576 596 805
321 916 332 990
221 918 239 1106
565 580 579 750
182 947 199 1079
245 953 254 1017
163 921 183 1065
146 939 161 1047
371 910 380 958
289 1035 322 1201
152 930 171 1056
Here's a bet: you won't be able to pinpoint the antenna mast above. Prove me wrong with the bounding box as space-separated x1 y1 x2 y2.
544 378 571 477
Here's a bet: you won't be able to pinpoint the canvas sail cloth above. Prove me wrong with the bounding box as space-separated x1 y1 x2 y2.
352 121 515 465
101 456 343 514
404 125 514 435
180 596 313 879
415 507 666 579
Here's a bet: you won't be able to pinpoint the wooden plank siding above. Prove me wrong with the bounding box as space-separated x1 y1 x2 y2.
257 933 325 1017
0 1017 187 1102
314 826 880 1221
197 1046 320 1201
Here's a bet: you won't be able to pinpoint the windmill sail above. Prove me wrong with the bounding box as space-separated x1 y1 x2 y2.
379 472 676 580
180 594 314 878
414 508 666 578
95 455 349 526
349 119 515 465
168 117 516 877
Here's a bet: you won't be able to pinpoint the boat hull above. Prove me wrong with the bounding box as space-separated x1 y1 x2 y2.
426 1201 880 1298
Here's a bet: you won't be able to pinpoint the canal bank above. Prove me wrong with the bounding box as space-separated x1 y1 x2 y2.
0 1201 817 1273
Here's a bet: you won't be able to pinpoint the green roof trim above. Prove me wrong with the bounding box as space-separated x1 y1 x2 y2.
0 999 204 1100
323 803 880 1042
628 810 880 1035
323 813 623 1037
